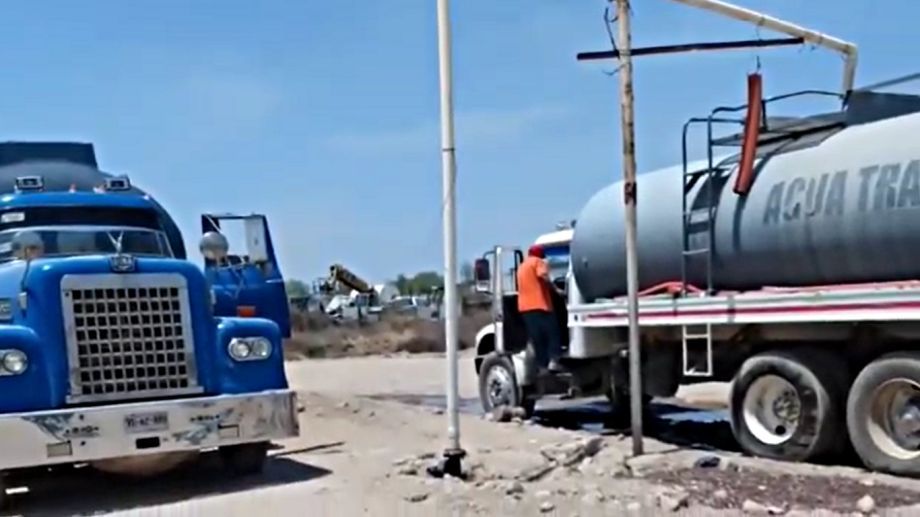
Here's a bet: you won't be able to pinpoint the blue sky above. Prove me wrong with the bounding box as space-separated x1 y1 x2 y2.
0 1 914 284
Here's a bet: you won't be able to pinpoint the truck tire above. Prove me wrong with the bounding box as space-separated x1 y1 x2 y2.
729 349 848 463
846 352 920 476
0 473 8 510
478 352 535 418
220 442 269 476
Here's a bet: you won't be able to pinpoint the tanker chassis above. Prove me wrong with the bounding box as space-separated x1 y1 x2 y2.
0 142 299 507
473 83 920 477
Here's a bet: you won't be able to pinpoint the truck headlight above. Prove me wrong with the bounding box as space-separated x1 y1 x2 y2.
228 337 273 362
250 338 272 359
0 349 28 375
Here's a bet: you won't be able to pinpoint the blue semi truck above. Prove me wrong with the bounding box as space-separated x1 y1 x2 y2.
0 142 298 506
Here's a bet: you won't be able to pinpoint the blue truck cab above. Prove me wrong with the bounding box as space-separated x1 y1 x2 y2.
0 142 298 506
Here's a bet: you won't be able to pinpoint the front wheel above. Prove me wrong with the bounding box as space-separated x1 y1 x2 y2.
220 442 269 476
847 352 920 476
478 352 535 417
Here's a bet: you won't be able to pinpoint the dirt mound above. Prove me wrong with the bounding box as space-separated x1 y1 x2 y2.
284 309 492 359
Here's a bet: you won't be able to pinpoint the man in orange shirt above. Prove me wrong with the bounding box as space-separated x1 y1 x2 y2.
517 244 564 374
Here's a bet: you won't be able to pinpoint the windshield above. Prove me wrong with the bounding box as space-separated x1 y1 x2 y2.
0 226 173 261
543 244 570 284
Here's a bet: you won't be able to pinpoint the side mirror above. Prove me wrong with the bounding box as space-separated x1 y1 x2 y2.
12 230 44 262
474 258 491 293
199 231 230 263
13 230 45 301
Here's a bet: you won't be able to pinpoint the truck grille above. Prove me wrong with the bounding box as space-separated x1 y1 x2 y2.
61 273 202 404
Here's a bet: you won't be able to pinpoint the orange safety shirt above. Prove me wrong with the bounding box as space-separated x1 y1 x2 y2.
516 256 552 313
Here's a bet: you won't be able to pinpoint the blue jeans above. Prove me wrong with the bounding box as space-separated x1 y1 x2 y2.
521 310 562 369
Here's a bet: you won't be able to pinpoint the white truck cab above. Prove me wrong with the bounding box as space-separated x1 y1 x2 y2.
471 225 624 416
472 227 573 374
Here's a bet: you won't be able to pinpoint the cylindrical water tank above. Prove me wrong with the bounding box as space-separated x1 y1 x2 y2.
571 110 920 302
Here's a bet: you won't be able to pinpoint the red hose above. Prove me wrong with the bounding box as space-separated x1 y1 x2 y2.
734 73 762 196
638 281 703 297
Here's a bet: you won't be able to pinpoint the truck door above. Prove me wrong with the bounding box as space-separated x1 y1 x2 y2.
474 247 526 353
504 248 526 350
201 213 292 338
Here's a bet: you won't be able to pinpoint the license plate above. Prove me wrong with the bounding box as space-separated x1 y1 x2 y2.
124 411 169 434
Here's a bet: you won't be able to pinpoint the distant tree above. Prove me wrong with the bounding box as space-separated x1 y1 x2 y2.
285 279 309 299
460 261 474 284
409 271 444 294
394 274 410 295
390 271 444 295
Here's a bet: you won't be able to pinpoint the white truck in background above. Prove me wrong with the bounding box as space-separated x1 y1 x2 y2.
472 225 572 395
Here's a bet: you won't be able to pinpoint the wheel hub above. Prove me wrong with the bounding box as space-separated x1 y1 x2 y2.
771 389 802 425
743 374 801 445
485 366 514 408
869 378 920 458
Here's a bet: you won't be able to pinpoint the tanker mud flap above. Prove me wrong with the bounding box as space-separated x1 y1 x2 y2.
0 390 299 471
729 349 849 463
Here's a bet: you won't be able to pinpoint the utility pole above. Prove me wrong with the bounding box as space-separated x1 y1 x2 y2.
432 0 465 478
614 0 644 457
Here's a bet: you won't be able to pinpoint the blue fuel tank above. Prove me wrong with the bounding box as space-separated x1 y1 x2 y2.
0 142 187 259
571 96 920 302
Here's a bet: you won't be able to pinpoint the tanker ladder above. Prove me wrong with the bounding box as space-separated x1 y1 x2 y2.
678 85 845 376
679 110 742 376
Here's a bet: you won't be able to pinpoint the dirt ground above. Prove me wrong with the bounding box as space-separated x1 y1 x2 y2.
5 353 920 516
283 310 491 359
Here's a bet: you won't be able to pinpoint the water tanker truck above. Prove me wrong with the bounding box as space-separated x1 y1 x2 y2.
0 142 298 506
472 80 920 477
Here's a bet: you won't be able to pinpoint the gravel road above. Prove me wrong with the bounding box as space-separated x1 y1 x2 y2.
4 353 920 516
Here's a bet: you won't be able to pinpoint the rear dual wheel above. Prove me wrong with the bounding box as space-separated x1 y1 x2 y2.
847 353 920 476
730 349 849 463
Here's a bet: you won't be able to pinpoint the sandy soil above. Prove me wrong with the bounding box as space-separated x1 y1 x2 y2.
284 349 731 413
283 311 491 359
5 354 920 516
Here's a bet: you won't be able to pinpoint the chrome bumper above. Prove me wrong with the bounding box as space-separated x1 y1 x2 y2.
0 390 299 470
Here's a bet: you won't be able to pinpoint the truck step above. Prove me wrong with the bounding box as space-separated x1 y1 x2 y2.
535 371 575 396
682 323 714 377
559 386 583 400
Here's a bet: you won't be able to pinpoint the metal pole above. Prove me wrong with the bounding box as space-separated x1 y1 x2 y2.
435 0 465 474
576 36 804 61
615 0 644 457
668 0 858 96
